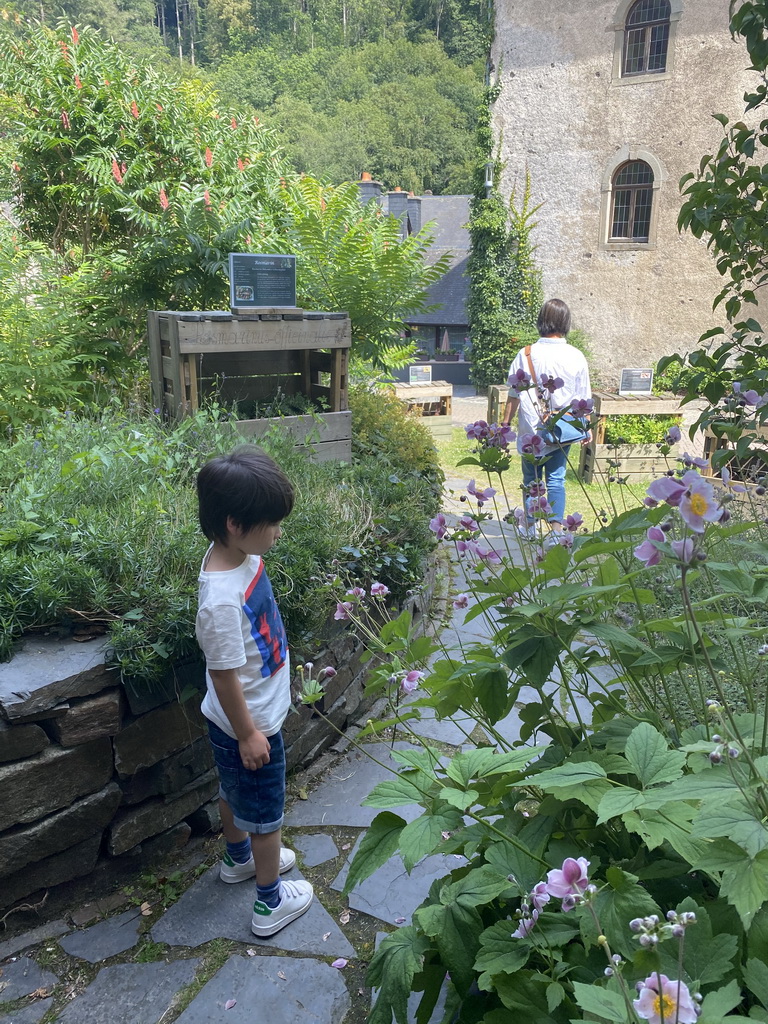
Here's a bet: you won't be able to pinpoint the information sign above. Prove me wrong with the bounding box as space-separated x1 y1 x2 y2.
229 253 297 310
619 367 654 396
409 364 433 384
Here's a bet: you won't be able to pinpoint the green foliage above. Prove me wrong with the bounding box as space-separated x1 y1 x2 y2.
468 91 544 391
327 416 768 1022
0 406 438 676
674 0 768 448
213 40 484 194
603 414 680 446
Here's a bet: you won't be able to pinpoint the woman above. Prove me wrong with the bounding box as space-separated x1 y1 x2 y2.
501 298 592 537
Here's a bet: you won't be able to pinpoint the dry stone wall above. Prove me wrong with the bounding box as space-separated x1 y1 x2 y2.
0 581 436 911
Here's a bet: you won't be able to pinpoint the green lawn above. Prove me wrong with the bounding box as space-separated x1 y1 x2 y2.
435 427 645 527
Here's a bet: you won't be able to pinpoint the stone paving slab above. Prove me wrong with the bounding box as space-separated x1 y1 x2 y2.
284 743 423 829
0 997 53 1023
332 837 466 926
53 959 198 1024
0 958 57 1003
151 866 355 958
174 953 350 1024
292 834 339 867
59 908 142 963
0 922 70 962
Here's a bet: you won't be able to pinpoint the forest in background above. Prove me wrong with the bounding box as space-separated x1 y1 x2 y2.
5 0 488 193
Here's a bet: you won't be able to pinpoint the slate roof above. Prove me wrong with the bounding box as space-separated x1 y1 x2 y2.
379 192 471 327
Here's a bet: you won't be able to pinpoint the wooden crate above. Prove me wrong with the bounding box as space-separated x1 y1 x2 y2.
390 381 453 439
579 442 680 484
237 410 352 462
148 310 351 460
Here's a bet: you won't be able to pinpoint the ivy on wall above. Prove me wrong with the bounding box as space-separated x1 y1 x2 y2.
467 73 543 392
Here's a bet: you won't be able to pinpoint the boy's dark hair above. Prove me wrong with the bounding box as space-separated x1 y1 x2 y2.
197 445 294 545
537 298 572 338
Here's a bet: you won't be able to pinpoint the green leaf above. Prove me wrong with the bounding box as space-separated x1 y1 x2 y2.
363 772 432 809
696 843 768 928
474 919 530 991
399 808 463 871
444 746 542 787
596 786 645 823
367 926 432 1024
699 979 743 1023
473 665 511 724
438 786 480 811
572 982 629 1023
441 865 514 908
415 901 482 995
745 958 768 1009
692 797 768 858
530 760 611 812
343 811 405 896
625 721 685 787
592 867 662 957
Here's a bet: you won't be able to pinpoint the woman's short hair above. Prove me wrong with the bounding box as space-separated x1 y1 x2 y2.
197 445 294 545
537 299 571 337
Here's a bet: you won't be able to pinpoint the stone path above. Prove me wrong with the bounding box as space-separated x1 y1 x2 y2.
0 389 617 1024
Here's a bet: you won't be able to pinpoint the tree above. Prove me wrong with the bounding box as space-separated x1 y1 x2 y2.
673 0 768 440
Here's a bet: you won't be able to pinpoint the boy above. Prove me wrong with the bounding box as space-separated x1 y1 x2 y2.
195 445 313 937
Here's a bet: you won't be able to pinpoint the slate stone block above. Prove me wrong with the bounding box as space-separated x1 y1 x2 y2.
0 783 121 879
292 833 339 867
1 835 101 909
113 700 207 778
0 997 53 1023
48 690 123 747
0 921 69 962
0 639 116 722
185 799 221 835
53 959 198 1024
0 957 57 1003
332 835 466 926
107 776 217 855
119 738 214 805
174 954 350 1024
135 821 192 860
0 739 113 832
0 721 48 764
151 865 355 958
60 908 143 962
284 742 423 828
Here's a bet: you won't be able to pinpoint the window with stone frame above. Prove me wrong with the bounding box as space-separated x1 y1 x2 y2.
622 0 671 76
609 160 654 242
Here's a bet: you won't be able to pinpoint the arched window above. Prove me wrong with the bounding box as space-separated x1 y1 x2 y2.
623 0 671 76
610 161 654 242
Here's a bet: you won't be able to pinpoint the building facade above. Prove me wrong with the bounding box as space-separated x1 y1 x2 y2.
492 0 755 385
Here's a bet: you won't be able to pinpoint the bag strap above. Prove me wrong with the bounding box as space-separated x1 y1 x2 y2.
524 345 549 423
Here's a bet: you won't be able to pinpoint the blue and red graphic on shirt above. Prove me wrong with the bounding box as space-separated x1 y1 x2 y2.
242 562 287 678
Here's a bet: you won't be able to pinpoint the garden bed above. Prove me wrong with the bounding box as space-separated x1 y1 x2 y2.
236 410 352 462
579 441 680 484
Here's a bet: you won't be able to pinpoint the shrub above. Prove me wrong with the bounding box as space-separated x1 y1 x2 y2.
0 405 439 679
603 413 680 446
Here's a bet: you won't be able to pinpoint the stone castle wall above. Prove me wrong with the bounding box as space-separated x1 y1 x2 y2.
0 580 434 910
492 0 757 385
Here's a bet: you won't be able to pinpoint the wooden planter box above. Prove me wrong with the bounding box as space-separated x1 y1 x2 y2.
236 410 352 462
579 442 680 484
147 311 351 461
390 380 453 440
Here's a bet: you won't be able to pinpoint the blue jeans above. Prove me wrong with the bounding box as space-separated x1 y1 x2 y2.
207 720 286 835
521 446 570 524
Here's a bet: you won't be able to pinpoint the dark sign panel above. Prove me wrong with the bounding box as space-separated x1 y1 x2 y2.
619 367 654 395
228 253 297 310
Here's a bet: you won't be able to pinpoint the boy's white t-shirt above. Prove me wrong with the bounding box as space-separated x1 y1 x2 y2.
507 337 592 454
196 548 291 738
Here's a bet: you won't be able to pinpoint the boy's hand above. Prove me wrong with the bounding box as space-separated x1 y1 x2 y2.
239 730 271 770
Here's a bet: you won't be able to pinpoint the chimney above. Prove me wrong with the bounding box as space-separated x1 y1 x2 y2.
386 189 409 238
358 171 383 205
407 192 421 235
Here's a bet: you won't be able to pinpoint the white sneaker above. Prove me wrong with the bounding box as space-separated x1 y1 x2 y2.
251 879 314 937
543 531 564 550
219 846 296 883
517 523 538 540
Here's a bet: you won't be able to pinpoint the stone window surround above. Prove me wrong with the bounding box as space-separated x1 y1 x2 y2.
609 0 683 85
599 146 667 251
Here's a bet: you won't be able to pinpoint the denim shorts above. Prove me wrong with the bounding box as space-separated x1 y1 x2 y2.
207 720 285 835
